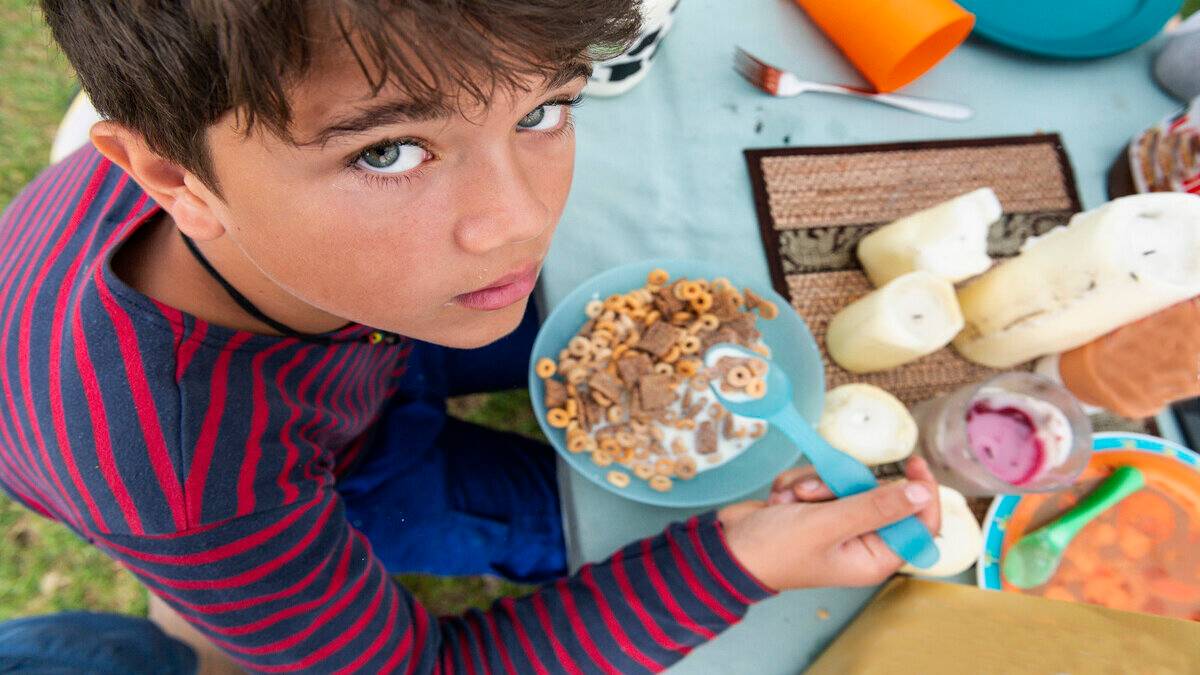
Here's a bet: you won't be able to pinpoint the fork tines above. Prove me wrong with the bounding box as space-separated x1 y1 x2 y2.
734 48 782 96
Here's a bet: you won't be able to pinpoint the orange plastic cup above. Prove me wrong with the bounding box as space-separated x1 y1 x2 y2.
795 0 975 92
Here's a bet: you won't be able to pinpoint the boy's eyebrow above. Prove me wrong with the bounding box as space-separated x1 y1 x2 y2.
545 62 593 91
300 100 452 147
301 62 592 148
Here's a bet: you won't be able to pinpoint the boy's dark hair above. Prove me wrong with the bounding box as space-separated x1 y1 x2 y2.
40 1 641 190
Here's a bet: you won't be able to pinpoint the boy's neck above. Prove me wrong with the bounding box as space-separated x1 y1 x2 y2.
113 211 348 336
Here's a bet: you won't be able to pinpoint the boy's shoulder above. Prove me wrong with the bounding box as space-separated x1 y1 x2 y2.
0 147 226 534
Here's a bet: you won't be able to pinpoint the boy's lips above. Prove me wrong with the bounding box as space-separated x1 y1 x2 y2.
454 263 540 311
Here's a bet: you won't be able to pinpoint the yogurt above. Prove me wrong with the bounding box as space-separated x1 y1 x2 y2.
966 388 1072 486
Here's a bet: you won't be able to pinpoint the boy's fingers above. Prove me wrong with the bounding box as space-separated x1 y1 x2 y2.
903 456 941 534
770 466 835 502
904 455 934 483
718 499 767 527
771 466 817 492
792 478 835 501
809 480 932 542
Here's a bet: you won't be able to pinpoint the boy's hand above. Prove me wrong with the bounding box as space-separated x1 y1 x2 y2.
718 457 941 590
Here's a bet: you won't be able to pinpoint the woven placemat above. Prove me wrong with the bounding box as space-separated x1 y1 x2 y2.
746 134 1082 406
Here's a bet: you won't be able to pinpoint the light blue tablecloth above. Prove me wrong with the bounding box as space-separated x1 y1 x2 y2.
539 2 1179 671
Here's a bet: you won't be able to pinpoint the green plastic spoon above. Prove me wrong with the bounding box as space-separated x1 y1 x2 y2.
1002 465 1146 589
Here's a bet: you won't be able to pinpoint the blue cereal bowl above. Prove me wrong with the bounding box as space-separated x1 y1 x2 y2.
529 259 825 507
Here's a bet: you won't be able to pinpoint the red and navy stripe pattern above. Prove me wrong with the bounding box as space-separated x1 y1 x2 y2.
0 146 772 672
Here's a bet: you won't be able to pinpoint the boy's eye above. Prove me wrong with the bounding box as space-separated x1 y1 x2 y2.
517 104 565 132
355 141 430 174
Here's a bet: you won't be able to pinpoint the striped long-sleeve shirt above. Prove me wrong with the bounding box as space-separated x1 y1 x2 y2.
0 145 773 673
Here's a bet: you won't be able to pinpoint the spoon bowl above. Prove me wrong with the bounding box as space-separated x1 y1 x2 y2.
1002 465 1145 589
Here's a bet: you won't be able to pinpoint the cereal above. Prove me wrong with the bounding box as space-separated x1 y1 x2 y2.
615 431 636 449
568 336 592 358
547 408 571 429
607 470 631 488
690 292 713 313
675 456 698 480
543 270 779 491
639 321 683 357
568 433 590 453
726 365 753 388
745 379 766 399
697 421 718 455
591 390 612 407
654 458 675 476
675 359 699 377
649 475 673 492
544 379 568 409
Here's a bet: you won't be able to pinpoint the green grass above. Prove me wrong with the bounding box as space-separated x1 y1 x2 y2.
0 0 77 206
0 0 536 620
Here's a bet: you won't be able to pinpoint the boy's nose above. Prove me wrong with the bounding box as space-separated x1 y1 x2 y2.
453 150 551 255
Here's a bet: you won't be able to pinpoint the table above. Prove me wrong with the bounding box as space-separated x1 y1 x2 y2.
538 2 1182 671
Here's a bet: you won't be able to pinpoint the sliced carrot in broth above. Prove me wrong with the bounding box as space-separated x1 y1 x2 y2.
1118 528 1153 559
1116 491 1177 543
1148 576 1200 604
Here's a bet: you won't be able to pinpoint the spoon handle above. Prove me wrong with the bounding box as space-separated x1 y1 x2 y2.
1046 466 1146 547
773 406 940 569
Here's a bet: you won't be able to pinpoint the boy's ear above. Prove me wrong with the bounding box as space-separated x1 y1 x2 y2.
90 121 226 242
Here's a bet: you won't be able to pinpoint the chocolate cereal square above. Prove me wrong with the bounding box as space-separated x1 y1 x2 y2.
696 420 718 455
638 321 682 357
637 373 677 410
544 378 568 410
587 371 625 404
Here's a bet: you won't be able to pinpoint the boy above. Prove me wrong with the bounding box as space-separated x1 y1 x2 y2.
0 1 940 672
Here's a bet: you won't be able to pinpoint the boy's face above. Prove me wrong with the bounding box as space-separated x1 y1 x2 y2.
201 45 585 348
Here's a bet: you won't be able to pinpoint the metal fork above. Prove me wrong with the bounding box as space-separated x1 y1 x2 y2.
734 48 973 122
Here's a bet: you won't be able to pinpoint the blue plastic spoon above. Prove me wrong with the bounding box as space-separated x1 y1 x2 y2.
706 343 940 569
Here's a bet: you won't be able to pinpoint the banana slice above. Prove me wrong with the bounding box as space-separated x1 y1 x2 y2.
857 187 1000 286
900 486 983 578
818 384 916 466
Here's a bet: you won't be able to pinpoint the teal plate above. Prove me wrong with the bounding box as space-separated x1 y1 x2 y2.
958 0 1180 59
978 431 1200 590
528 259 824 507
